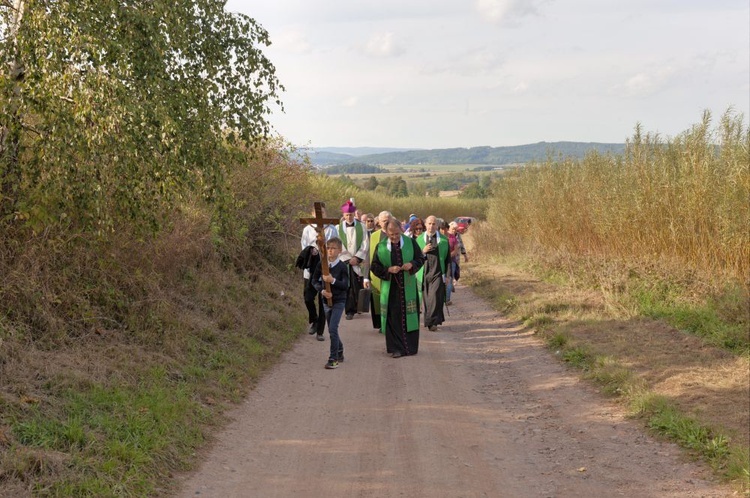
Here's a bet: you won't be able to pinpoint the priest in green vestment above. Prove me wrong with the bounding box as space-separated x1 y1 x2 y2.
416 215 451 331
369 219 425 358
367 211 392 331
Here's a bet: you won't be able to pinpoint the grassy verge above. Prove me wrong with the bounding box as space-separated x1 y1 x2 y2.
463 254 749 494
0 228 307 497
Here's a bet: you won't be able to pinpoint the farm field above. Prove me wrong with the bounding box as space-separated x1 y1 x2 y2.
339 163 521 179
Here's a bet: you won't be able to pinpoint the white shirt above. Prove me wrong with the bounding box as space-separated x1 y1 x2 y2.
301 224 337 279
337 220 370 279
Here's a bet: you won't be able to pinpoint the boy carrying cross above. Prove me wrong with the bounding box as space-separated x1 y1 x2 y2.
311 237 349 369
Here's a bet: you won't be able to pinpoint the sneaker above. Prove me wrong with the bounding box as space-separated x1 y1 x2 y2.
316 334 325 341
325 359 339 369
428 325 438 332
337 353 345 362
345 314 354 320
307 323 316 335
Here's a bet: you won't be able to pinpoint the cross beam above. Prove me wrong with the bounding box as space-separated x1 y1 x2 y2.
299 202 340 306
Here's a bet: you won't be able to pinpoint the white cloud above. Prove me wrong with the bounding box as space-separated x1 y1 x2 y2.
474 0 548 25
616 66 678 98
422 47 505 77
512 81 528 93
228 0 749 148
341 96 359 108
379 95 396 105
364 31 406 58
273 29 312 54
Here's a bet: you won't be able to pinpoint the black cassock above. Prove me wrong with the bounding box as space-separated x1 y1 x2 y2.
422 235 449 328
370 237 425 356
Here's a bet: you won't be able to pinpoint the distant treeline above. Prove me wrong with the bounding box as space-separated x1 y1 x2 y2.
308 142 626 166
324 163 388 175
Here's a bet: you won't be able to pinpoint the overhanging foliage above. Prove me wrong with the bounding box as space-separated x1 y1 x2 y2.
0 0 283 232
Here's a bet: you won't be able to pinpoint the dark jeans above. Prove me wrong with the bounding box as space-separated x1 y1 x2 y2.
324 301 346 361
446 260 457 302
303 278 325 335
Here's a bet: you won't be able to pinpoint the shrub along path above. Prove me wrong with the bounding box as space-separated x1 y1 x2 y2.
174 279 733 497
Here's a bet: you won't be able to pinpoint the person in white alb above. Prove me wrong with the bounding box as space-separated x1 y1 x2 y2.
337 199 370 320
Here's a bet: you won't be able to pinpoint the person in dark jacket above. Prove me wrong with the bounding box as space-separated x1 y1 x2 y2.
300 204 337 341
311 237 349 369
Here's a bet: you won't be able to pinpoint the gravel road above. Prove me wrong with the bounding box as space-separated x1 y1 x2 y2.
174 282 731 498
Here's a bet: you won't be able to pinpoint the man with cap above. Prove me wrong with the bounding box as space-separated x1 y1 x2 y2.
337 199 370 320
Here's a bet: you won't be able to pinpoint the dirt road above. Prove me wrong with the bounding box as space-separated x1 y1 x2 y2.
174 282 731 497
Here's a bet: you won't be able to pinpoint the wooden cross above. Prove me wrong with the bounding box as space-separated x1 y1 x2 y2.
299 202 340 306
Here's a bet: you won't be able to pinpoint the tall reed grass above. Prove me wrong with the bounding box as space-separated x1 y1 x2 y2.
486 110 749 284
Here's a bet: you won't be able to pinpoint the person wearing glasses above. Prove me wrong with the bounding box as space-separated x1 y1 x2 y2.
361 213 376 237
408 218 425 239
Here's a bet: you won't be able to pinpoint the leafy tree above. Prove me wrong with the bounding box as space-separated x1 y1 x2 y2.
363 175 379 191
459 183 487 199
379 175 408 198
0 0 282 232
337 174 355 186
389 176 408 198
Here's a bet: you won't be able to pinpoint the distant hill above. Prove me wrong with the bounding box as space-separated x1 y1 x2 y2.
312 147 419 157
304 142 625 167
306 147 420 167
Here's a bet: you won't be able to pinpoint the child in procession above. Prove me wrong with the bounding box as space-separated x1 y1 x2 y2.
311 237 349 369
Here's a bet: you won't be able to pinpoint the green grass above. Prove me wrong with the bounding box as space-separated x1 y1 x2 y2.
10 380 206 495
549 332 748 487
632 284 749 355
467 262 749 492
1 255 307 496
636 394 748 483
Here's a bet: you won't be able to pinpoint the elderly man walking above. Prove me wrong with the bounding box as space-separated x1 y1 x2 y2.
369 218 425 357
416 215 451 331
368 210 392 330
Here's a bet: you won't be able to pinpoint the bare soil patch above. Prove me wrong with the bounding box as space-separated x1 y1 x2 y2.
174 280 733 497
466 258 749 457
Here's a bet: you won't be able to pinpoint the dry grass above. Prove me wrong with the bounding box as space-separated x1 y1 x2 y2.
487 110 749 284
0 140 315 496
463 228 750 490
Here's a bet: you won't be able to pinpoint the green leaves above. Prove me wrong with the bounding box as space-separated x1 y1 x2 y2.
0 0 283 233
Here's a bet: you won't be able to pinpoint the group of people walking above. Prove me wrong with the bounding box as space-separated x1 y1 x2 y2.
298 199 468 369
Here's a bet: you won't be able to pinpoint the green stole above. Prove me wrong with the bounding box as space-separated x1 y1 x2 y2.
369 230 383 315
338 221 363 252
415 232 449 286
378 236 420 333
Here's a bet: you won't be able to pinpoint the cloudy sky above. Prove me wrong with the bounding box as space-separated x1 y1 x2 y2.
226 0 749 149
